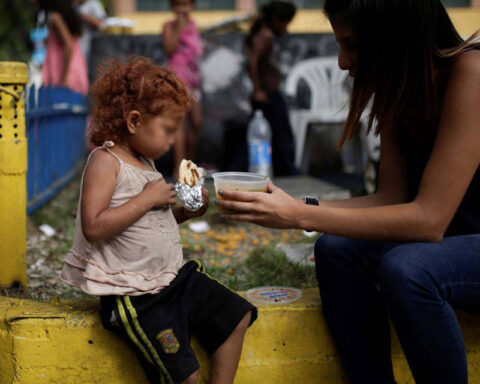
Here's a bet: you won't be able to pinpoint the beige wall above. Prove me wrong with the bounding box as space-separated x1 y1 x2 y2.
112 0 479 14
235 0 256 12
110 0 136 16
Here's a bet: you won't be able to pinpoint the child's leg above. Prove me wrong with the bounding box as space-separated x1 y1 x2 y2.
181 369 200 384
186 102 202 161
209 311 252 384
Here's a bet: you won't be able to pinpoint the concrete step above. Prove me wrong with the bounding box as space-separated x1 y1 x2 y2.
1 289 479 383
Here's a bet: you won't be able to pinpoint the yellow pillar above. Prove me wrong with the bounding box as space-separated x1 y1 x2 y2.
0 62 28 288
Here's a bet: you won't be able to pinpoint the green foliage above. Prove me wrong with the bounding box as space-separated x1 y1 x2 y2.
0 0 35 62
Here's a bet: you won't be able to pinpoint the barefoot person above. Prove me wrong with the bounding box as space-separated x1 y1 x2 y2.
218 0 480 382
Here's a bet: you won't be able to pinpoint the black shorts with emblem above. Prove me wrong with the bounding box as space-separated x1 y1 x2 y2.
99 259 258 384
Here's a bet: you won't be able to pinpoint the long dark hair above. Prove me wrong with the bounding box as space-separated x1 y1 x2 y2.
246 0 296 48
324 0 479 147
38 0 82 36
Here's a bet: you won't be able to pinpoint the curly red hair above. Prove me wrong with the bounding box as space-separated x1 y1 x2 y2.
89 56 195 146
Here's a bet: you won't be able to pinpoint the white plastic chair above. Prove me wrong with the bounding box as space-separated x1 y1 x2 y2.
284 57 350 170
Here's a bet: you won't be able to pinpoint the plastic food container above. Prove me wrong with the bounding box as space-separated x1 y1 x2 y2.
212 172 269 213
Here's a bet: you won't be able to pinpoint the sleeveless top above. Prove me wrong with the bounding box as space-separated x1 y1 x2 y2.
397 46 480 237
167 19 203 90
61 142 184 296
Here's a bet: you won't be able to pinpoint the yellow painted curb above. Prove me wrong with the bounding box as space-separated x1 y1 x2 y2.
1 289 480 383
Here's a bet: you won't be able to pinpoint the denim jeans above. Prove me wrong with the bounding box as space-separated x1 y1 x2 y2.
314 234 480 384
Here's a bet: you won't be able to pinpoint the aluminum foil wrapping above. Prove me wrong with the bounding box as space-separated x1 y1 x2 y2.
174 168 206 212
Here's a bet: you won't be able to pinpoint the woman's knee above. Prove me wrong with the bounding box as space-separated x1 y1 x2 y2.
182 369 200 384
314 235 360 268
379 244 436 297
315 235 366 287
315 235 350 258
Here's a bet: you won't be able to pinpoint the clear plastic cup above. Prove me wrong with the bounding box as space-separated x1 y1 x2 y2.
212 172 269 213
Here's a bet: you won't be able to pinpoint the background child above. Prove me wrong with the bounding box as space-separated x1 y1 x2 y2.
245 0 297 176
36 0 88 95
162 0 204 178
61 57 256 384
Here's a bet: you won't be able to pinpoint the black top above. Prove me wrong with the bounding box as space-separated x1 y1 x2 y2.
397 46 480 237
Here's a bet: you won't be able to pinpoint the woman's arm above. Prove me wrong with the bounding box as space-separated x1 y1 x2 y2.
81 151 177 243
49 12 74 86
220 51 480 242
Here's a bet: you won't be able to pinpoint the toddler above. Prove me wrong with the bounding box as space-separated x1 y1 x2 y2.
61 57 256 384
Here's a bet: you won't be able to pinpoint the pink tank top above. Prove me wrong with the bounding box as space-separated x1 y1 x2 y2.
61 142 184 296
42 28 89 96
168 19 203 90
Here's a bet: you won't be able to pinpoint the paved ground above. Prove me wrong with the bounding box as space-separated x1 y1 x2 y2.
273 175 351 200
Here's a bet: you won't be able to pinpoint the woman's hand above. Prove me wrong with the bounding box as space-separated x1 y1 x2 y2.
216 181 304 229
142 178 177 209
183 187 210 219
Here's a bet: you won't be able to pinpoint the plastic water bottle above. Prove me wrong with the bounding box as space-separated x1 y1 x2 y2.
247 110 273 177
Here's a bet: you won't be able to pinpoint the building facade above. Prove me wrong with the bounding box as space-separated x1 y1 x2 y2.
110 0 478 15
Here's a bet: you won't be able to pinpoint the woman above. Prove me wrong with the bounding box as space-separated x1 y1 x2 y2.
38 0 88 95
217 0 480 383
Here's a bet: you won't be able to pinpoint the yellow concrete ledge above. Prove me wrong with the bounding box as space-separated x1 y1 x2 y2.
1 289 480 383
119 8 480 36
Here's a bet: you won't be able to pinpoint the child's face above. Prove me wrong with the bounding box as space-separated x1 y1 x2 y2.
172 0 194 17
130 113 184 159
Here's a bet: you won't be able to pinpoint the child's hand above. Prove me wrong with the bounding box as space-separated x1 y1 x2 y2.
142 179 177 208
184 187 209 219
175 13 189 30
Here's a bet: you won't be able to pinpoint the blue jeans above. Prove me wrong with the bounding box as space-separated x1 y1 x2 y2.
314 234 480 384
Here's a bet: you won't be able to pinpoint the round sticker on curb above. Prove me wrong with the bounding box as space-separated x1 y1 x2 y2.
246 286 302 305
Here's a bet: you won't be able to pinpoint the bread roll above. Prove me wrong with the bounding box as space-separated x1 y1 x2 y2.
179 159 201 187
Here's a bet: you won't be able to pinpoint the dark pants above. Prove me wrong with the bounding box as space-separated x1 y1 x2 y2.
314 234 480 384
252 90 297 176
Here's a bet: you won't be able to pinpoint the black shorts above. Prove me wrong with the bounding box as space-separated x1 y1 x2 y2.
99 259 258 384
